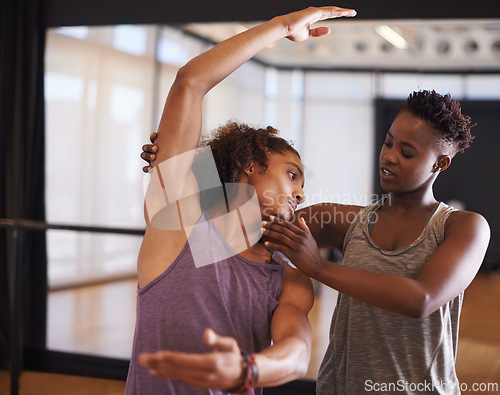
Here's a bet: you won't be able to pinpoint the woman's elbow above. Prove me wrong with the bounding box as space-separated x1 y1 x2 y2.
405 292 433 319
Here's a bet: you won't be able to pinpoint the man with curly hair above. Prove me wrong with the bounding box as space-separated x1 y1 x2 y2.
125 6 357 395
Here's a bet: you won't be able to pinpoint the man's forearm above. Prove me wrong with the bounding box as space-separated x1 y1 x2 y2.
254 305 312 387
179 17 286 96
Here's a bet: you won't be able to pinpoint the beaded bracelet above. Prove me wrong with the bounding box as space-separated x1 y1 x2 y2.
228 351 259 394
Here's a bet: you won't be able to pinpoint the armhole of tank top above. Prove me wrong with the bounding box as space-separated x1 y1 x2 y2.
439 204 458 243
275 261 288 301
137 239 191 294
342 206 368 252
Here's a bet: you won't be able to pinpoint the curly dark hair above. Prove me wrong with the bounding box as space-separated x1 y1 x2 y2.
200 121 300 184
401 90 475 154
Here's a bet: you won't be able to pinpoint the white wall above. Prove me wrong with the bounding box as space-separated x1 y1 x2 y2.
302 72 375 207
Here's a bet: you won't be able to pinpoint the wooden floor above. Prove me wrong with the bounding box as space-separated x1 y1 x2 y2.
1 271 499 394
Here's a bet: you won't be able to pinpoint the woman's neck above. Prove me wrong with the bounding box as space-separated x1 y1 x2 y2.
386 188 437 212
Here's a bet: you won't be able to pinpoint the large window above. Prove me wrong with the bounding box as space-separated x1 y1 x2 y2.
45 26 157 287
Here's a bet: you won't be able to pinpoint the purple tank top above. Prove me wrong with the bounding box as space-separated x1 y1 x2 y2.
125 214 287 394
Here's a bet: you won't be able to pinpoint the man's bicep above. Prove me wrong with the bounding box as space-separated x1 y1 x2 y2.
280 265 314 313
271 266 314 342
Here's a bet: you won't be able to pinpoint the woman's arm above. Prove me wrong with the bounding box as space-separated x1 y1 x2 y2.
295 203 362 251
263 211 490 318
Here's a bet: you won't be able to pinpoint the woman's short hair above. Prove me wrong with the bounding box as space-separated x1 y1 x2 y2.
402 90 475 154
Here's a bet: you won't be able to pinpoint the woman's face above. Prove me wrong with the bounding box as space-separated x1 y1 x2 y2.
379 111 444 194
247 151 305 221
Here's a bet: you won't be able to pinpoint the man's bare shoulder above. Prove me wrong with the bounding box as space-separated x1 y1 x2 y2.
279 264 314 313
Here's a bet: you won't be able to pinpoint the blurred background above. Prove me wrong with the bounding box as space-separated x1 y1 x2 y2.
2 0 500 393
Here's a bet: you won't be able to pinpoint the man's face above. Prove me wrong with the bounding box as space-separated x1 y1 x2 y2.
248 151 305 221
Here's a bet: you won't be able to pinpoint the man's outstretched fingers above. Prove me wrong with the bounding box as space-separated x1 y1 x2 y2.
203 328 239 352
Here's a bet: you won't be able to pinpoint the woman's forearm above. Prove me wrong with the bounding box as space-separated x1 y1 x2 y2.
312 259 429 318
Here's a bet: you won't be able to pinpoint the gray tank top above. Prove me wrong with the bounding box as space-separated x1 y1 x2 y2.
125 213 287 394
317 197 461 395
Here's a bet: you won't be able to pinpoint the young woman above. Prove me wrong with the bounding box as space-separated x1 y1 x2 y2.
261 90 491 394
126 6 357 395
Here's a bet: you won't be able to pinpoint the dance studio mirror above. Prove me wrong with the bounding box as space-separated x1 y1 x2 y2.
44 18 500 379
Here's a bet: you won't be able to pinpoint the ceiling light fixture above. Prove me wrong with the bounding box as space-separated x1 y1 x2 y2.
375 25 408 50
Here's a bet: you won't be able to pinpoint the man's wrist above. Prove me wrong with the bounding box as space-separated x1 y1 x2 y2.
270 15 289 40
227 351 259 394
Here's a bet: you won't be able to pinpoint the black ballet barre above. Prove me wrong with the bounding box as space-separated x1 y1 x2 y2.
0 218 145 235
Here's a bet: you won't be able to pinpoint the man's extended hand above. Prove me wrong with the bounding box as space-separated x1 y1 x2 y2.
280 6 356 42
138 328 245 390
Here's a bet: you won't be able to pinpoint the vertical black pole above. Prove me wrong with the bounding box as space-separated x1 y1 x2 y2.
10 224 24 395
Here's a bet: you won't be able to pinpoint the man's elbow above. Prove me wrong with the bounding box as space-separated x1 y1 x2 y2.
175 64 207 94
294 354 309 378
293 339 311 378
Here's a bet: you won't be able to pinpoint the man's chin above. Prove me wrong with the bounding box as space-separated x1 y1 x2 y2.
281 213 293 221
265 213 290 221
